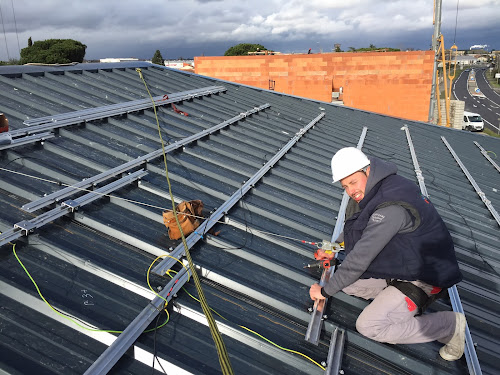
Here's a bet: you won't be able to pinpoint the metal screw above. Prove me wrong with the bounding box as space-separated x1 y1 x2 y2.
321 361 327 367
307 307 313 313
323 314 328 320
339 370 344 374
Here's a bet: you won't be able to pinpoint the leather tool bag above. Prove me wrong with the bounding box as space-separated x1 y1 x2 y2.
163 200 203 240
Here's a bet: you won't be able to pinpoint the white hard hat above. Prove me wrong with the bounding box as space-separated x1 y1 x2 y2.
331 147 370 183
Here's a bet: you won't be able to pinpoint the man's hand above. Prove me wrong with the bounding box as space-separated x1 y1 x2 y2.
309 283 326 300
314 249 335 260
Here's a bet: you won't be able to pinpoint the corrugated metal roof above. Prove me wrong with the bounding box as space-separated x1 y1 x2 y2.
0 62 499 375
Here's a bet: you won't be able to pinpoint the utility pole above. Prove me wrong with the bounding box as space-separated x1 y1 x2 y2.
428 0 442 123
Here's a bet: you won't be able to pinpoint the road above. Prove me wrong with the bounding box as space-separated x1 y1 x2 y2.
452 67 500 133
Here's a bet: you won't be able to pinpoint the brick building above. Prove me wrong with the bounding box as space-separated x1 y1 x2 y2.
195 51 434 122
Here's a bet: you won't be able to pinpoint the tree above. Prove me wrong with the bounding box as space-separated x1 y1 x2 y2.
224 43 266 56
20 39 86 64
152 50 164 65
335 46 343 52
0 58 20 66
28 37 32 47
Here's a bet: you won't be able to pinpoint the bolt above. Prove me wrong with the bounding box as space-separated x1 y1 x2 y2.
323 315 328 320
307 307 313 313
321 361 327 367
173 293 177 298
339 370 345 374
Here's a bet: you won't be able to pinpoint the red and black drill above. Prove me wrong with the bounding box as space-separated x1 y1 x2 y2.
304 240 344 269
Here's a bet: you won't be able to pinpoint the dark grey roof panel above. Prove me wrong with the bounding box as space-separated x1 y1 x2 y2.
1 62 499 375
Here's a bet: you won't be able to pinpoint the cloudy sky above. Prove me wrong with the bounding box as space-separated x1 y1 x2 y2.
0 0 499 61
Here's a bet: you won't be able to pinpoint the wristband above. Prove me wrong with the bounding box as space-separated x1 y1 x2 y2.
320 287 331 298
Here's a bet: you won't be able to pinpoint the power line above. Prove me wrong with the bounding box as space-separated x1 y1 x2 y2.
0 0 11 61
453 0 460 44
10 0 20 56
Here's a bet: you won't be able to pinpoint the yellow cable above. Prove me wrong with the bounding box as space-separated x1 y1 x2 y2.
239 325 326 371
485 150 497 159
165 270 325 370
9 211 324 370
12 243 170 334
147 254 190 306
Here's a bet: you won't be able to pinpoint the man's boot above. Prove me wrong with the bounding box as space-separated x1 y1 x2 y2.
439 312 466 361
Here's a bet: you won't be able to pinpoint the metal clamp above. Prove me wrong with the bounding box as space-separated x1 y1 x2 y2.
14 220 37 236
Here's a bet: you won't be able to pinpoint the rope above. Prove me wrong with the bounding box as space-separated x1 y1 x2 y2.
136 68 234 375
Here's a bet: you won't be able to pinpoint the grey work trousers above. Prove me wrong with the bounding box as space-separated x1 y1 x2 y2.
343 278 456 344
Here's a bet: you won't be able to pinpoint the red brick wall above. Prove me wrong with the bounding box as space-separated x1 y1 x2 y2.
194 51 434 122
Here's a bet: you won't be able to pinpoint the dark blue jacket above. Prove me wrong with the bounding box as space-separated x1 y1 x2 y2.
343 173 463 288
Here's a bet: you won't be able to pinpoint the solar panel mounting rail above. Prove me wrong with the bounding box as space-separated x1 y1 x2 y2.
442 136 500 226
0 86 226 151
21 103 271 213
83 112 326 375
0 170 147 247
403 126 482 375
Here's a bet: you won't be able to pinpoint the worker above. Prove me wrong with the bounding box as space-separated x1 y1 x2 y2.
309 147 466 361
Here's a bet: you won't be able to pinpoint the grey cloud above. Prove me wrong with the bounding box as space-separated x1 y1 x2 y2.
0 0 499 61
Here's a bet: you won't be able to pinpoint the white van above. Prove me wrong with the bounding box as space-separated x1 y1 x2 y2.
462 111 484 131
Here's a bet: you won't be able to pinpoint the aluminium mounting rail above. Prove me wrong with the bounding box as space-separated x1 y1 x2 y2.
0 132 54 151
402 125 428 197
19 86 226 132
305 126 368 347
83 268 191 375
22 103 271 212
474 141 500 173
2 86 225 151
325 327 346 375
0 170 147 247
403 126 482 375
84 112 325 375
442 136 500 227
152 112 325 275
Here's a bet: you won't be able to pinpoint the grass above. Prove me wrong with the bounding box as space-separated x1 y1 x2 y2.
483 128 500 138
485 70 500 89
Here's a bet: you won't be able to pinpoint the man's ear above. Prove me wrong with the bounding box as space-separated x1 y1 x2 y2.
365 166 370 178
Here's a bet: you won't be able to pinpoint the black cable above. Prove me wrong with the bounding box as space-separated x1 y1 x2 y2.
151 310 168 375
0 156 46 170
